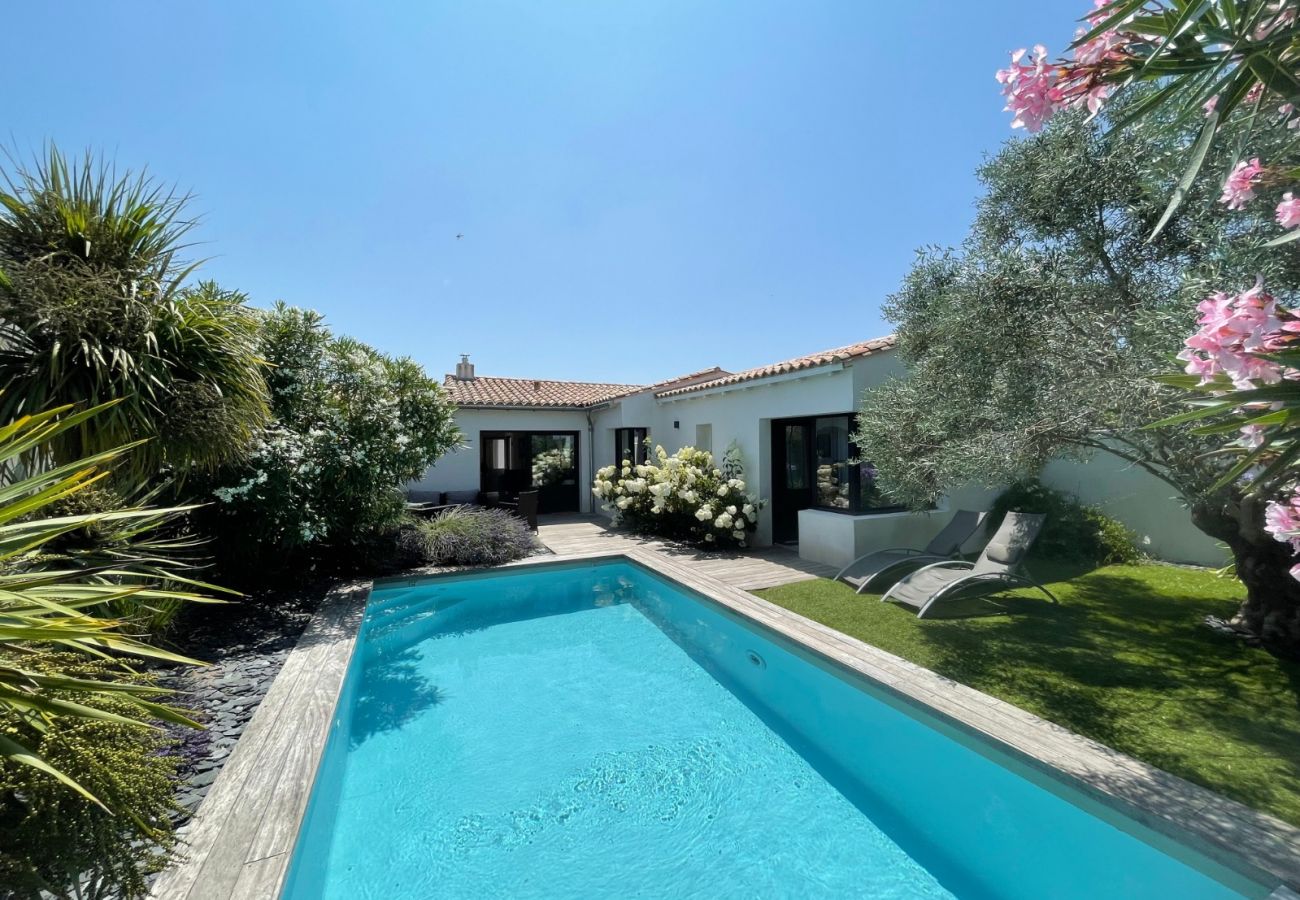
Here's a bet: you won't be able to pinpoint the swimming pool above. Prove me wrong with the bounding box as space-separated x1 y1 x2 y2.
281 558 1271 899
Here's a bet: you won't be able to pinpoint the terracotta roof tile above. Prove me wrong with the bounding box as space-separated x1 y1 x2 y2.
443 375 643 408
601 366 732 402
442 338 894 408
655 336 897 398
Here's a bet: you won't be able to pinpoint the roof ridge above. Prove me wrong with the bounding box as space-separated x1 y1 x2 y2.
654 335 896 398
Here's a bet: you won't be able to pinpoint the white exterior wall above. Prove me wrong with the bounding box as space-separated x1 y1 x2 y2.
416 346 1224 570
411 407 596 513
1041 451 1225 567
651 366 859 546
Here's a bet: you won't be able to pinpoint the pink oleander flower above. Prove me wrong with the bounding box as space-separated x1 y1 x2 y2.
1254 0 1297 40
997 1 1143 129
996 45 1063 133
1239 424 1267 449
1220 158 1264 210
1204 95 1219 116
1245 82 1266 105
1265 493 1300 556
1277 192 1300 229
1178 277 1296 389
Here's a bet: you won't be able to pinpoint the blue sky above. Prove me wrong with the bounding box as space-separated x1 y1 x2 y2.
9 0 1077 385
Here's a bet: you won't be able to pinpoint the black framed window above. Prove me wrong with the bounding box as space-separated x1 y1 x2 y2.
479 430 580 513
778 414 903 515
615 427 649 465
816 414 903 513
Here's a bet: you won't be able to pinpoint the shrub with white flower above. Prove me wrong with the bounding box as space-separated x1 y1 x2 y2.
593 445 764 548
199 304 461 573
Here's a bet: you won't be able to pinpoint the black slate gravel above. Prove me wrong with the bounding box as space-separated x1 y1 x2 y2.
156 579 336 822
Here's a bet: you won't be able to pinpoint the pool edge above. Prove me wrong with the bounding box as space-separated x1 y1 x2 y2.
148 550 1300 899
618 549 1300 897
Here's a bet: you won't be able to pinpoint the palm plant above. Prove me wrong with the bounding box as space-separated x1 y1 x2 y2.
0 146 269 481
0 399 215 806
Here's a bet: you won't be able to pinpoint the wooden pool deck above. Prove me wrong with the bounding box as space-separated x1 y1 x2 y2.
537 513 838 590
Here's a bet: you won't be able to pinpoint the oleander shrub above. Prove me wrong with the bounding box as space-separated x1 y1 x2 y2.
0 654 181 900
196 304 460 579
991 479 1141 566
592 444 763 548
399 507 537 567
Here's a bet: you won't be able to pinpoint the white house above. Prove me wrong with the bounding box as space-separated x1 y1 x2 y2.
412 340 1225 569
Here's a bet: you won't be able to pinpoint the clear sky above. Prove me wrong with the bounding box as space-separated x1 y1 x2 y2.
8 0 1078 385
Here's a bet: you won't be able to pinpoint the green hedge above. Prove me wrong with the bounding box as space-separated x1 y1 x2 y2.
990 480 1141 566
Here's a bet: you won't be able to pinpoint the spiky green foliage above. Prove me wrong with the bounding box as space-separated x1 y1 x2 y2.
1068 0 1300 234
0 654 180 900
0 146 268 481
0 400 211 804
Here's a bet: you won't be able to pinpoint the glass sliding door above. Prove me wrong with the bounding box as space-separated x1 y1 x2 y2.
529 433 579 512
771 421 812 543
479 430 580 514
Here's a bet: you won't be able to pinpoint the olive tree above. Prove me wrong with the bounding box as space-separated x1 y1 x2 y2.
854 99 1300 651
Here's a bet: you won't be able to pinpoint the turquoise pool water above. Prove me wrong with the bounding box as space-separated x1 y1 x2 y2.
282 559 1267 899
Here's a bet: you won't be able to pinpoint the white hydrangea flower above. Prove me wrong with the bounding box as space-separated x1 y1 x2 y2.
694 505 714 522
726 505 737 515
732 530 745 540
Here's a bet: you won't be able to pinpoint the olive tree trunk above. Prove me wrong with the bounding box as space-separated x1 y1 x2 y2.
1193 494 1300 656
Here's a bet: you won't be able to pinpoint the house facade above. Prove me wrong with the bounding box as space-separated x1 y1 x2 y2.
412 341 1224 569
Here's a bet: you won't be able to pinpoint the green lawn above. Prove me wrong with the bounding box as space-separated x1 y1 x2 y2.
755 561 1300 826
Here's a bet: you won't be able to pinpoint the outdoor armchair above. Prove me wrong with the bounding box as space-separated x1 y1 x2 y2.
880 511 1057 618
833 509 987 594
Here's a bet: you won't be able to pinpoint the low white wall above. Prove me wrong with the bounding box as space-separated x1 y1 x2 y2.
1040 451 1225 567
797 482 999 570
797 509 944 569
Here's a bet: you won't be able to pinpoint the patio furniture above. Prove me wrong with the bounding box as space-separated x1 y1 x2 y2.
443 489 482 505
497 490 539 531
408 489 486 519
833 509 987 594
880 512 1057 618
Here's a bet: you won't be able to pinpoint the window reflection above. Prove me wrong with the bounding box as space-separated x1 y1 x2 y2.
814 417 852 509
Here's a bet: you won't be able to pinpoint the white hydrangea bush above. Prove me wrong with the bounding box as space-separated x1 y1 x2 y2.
592 444 763 548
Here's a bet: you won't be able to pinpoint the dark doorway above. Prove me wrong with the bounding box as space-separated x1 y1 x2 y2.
480 431 580 513
771 419 813 543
